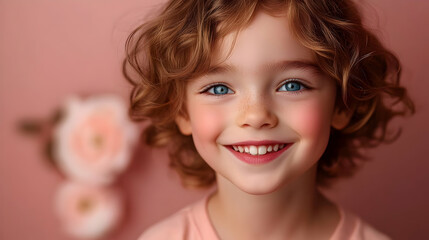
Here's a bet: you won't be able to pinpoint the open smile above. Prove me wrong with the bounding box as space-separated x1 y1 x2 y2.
232 143 287 155
225 141 293 164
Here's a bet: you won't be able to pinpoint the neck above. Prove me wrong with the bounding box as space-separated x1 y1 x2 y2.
208 165 331 240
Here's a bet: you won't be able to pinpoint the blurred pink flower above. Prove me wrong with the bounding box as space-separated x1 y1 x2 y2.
53 95 138 185
55 181 124 239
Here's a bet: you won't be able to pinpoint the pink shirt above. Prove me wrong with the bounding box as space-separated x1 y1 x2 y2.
139 196 390 240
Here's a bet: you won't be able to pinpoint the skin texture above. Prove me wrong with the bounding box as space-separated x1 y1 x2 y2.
176 11 351 240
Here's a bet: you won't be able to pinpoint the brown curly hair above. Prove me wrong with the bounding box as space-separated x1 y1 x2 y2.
123 0 415 188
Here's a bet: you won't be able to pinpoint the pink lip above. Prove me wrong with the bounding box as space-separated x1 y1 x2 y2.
228 140 286 146
225 143 293 165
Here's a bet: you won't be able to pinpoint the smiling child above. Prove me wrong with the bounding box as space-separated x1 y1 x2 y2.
123 0 414 239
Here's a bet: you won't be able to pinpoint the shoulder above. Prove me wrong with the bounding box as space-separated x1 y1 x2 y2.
137 197 212 240
354 219 391 240
331 205 391 240
137 205 195 240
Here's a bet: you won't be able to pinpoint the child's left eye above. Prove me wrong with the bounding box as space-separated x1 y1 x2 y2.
277 80 306 92
204 84 234 95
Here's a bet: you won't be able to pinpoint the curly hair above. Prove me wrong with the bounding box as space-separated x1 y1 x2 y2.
123 0 415 188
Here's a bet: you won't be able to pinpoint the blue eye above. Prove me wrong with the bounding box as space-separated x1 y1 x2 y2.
278 81 305 92
206 84 233 95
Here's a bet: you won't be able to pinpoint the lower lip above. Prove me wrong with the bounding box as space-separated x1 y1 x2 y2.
226 144 292 164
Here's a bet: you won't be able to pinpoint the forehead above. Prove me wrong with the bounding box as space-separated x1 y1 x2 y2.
209 11 316 75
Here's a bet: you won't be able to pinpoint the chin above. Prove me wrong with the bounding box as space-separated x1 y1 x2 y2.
233 176 289 196
241 187 280 196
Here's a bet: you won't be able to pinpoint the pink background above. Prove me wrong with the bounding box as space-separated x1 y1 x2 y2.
0 0 428 239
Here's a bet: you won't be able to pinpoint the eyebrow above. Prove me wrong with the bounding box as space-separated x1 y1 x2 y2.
206 60 322 75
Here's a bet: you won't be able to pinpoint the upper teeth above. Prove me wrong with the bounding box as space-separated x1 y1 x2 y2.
232 144 286 156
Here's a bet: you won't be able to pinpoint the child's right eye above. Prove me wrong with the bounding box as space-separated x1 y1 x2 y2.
203 84 234 95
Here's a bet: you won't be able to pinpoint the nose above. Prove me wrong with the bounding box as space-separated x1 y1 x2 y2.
236 94 278 129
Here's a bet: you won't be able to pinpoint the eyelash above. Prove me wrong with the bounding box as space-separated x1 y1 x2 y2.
277 79 309 94
200 83 234 96
200 79 310 96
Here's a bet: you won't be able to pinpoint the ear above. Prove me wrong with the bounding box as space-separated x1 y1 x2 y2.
175 114 192 135
331 107 354 130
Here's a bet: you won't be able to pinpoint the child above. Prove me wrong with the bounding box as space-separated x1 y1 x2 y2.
124 0 415 239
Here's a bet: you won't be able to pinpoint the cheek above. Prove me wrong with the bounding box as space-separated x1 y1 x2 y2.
287 100 333 140
285 99 334 161
188 104 226 148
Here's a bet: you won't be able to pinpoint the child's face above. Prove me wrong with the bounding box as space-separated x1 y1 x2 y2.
176 11 341 194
